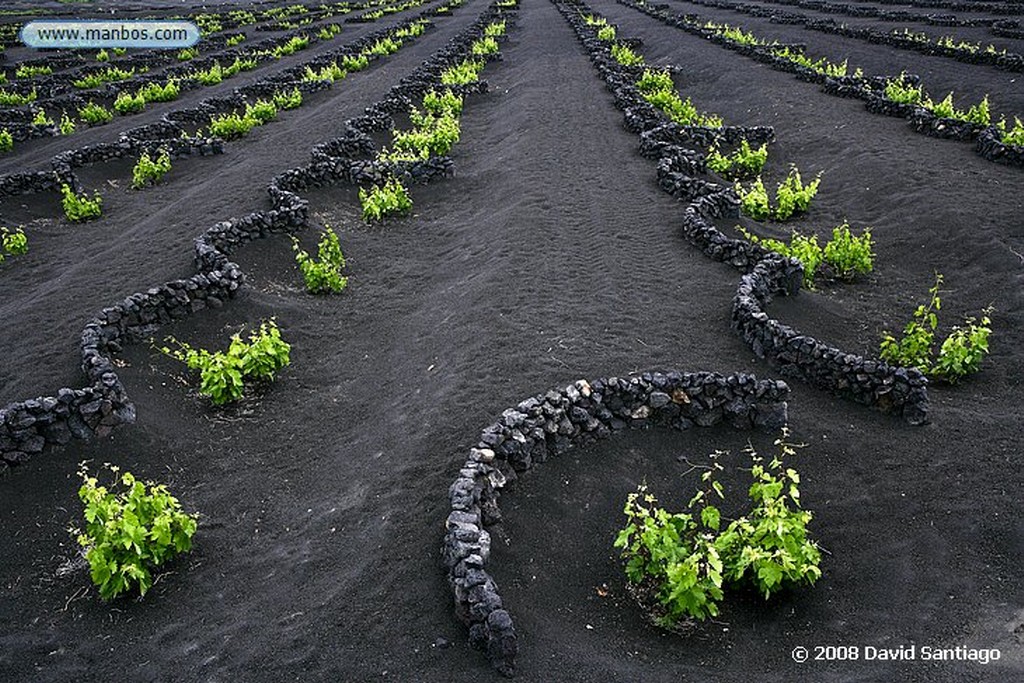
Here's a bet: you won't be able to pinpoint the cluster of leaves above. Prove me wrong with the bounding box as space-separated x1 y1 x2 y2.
440 59 484 85
364 37 401 57
923 92 990 126
15 63 52 78
60 184 103 221
611 42 644 67
226 33 247 47
772 47 859 78
615 432 822 624
73 66 135 89
317 24 342 41
293 225 348 294
1 225 28 263
161 319 291 404
32 108 53 126
471 36 500 56
395 20 429 39
131 149 172 189
60 112 76 135
138 79 180 103
191 61 224 85
484 20 507 37
96 48 110 62
78 101 113 125
271 35 310 58
636 68 723 128
883 73 923 105
272 87 303 110
0 87 37 106
224 56 257 75
208 100 277 139
389 107 460 160
736 167 821 221
708 22 762 47
303 61 346 83
740 223 873 288
0 128 12 153
74 463 198 600
597 25 616 41
177 47 198 61
997 117 1024 147
422 88 463 117
706 138 768 180
114 90 146 115
880 274 993 382
341 53 370 72
359 176 413 222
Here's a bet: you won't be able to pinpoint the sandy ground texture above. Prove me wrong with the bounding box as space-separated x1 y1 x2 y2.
1 0 1023 681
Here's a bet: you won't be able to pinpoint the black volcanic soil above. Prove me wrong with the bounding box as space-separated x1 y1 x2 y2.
1 0 1023 682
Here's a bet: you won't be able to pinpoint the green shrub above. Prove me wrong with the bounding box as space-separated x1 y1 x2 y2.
137 80 180 103
706 138 768 180
822 223 873 280
244 99 277 124
293 226 348 293
341 54 370 72
192 62 224 85
317 24 341 40
365 37 401 57
884 73 923 105
923 92 990 125
484 20 507 37
775 167 821 220
611 42 644 66
0 88 37 106
177 47 198 61
272 35 309 58
615 431 820 625
933 312 993 382
272 87 302 110
208 111 257 139
226 33 246 46
31 108 53 126
440 59 484 85
422 88 462 117
114 91 146 115
880 274 993 381
360 177 412 222
736 176 770 220
714 435 822 599
161 319 291 404
0 129 13 153
636 69 722 127
1 226 28 260
303 62 346 83
597 25 616 41
16 64 52 78
471 36 499 56
78 101 113 125
998 117 1024 147
95 48 110 62
59 112 76 135
131 149 172 189
393 110 460 158
113 47 127 56
73 66 134 88
737 167 820 221
227 57 258 75
74 463 198 600
60 184 103 221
